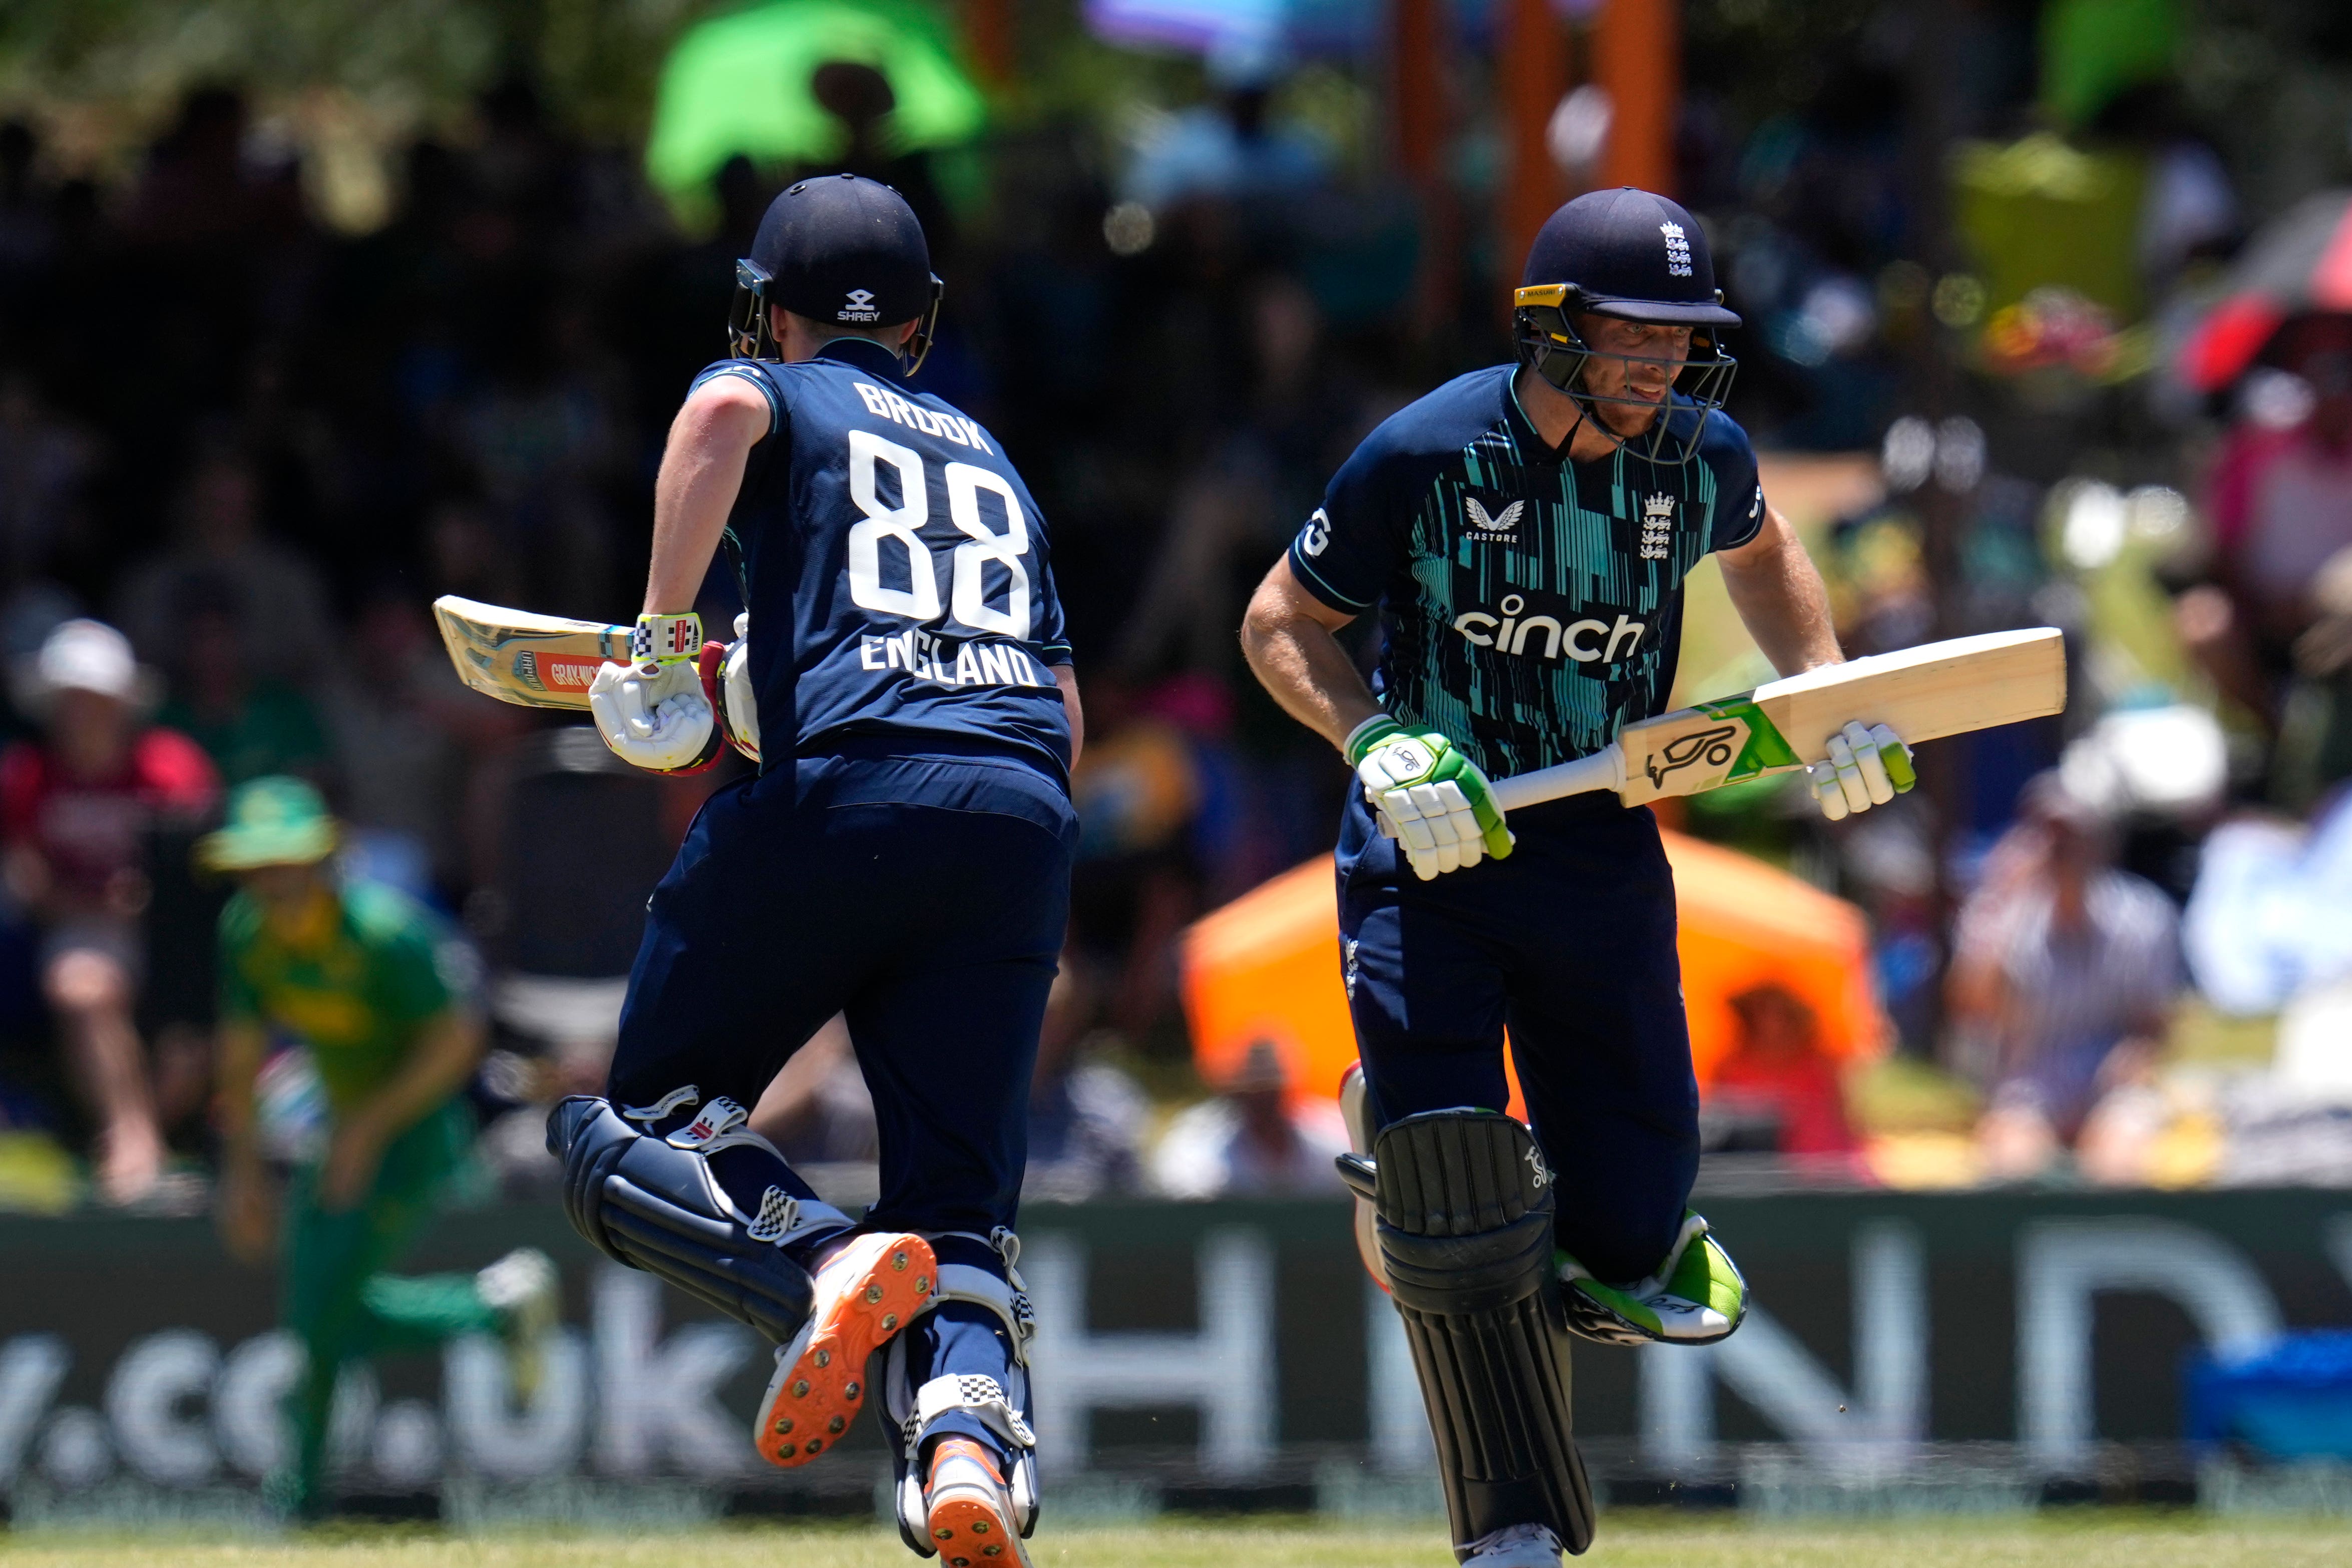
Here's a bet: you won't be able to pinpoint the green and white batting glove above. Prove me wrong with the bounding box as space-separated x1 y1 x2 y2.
1804 719 1915 822
1558 1211 1746 1347
1346 715 1514 881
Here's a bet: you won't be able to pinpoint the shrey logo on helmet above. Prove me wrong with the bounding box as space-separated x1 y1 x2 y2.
840 287 880 323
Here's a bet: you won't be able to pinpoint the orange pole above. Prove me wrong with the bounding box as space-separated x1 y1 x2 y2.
1594 0 1677 196
964 0 1016 91
1391 0 1457 340
1498 0 1569 289
1391 0 1445 182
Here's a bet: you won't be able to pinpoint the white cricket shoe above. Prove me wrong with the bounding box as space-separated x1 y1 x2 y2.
924 1436 1032 1568
1463 1522 1564 1567
475 1247 560 1402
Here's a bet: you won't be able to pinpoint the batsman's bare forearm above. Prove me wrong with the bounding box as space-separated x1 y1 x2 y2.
643 378 772 615
1717 502 1842 677
1241 557 1383 753
339 1010 487 1145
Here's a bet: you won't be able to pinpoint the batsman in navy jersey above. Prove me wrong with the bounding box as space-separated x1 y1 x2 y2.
550 177 1063 1565
1243 189 1916 1567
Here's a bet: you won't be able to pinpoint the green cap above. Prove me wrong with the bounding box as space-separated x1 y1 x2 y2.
197 776 338 872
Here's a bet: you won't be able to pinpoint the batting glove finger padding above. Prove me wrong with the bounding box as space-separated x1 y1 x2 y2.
588 619 722 775
1346 715 1513 879
1805 719 1915 822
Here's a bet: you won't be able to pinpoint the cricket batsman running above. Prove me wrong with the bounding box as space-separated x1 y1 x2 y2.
549 175 1075 1564
1240 187 1915 1563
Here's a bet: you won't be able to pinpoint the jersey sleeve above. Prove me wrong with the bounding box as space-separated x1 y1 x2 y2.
1705 416 1767 553
375 918 455 1027
1031 551 1072 666
689 360 787 441
1286 435 1407 614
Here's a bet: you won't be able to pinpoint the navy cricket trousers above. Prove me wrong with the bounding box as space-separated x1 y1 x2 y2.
1337 787 1700 1286
608 744 1076 1237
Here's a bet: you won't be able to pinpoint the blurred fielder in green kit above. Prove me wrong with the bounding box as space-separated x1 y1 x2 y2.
203 776 556 1518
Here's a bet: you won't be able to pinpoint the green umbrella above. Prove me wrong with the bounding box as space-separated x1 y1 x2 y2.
645 0 985 203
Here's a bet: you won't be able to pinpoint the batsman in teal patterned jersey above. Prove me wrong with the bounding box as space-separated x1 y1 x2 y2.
1242 188 1915 1566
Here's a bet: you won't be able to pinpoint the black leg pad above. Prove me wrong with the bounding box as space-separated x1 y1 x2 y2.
548 1095 814 1344
1374 1108 1595 1558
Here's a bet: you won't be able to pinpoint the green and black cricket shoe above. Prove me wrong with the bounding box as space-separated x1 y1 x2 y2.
1557 1210 1746 1346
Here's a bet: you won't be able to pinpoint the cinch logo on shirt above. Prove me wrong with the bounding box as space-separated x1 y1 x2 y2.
1452 593 1647 665
853 382 995 453
859 625 1049 688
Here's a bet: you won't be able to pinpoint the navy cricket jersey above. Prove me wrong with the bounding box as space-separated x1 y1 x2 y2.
1286 367 1764 779
694 339 1073 781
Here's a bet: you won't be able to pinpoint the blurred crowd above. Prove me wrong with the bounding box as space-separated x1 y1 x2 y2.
3 0 2352 1211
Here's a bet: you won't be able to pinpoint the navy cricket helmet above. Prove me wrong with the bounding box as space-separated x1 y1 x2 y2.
727 173 944 372
1512 187 1740 464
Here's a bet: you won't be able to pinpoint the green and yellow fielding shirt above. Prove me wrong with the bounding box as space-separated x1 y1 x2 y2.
218 880 460 1115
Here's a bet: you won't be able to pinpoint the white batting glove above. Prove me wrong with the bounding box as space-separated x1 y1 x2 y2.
587 612 720 774
1805 721 1915 822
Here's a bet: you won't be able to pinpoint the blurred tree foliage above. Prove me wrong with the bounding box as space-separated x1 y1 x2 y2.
0 0 723 153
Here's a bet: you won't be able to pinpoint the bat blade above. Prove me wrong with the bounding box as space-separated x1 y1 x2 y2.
1491 627 2067 813
433 595 630 710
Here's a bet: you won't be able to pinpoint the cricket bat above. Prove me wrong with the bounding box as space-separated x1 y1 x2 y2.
1488 627 2067 813
433 595 630 710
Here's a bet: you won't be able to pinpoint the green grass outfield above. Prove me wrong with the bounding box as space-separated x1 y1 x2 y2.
5 1514 2350 1568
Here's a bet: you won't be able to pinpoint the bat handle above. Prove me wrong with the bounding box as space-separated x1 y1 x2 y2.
1490 748 1624 813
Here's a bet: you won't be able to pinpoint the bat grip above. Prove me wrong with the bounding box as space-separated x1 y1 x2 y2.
1490 748 1623 813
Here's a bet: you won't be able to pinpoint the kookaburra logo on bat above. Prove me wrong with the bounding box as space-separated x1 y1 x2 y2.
1644 723 1740 788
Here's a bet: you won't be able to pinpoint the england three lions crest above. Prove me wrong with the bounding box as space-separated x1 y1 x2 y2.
1640 494 1674 560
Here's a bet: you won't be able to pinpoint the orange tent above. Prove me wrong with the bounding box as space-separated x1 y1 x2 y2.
1180 833 1886 1112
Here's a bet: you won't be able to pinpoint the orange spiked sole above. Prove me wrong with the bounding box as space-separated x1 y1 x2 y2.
754 1231 936 1467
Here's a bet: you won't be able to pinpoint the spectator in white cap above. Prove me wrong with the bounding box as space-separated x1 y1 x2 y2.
1 617 218 1205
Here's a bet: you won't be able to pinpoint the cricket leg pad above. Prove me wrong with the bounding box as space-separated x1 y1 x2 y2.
1373 1109 1595 1559
547 1093 850 1345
